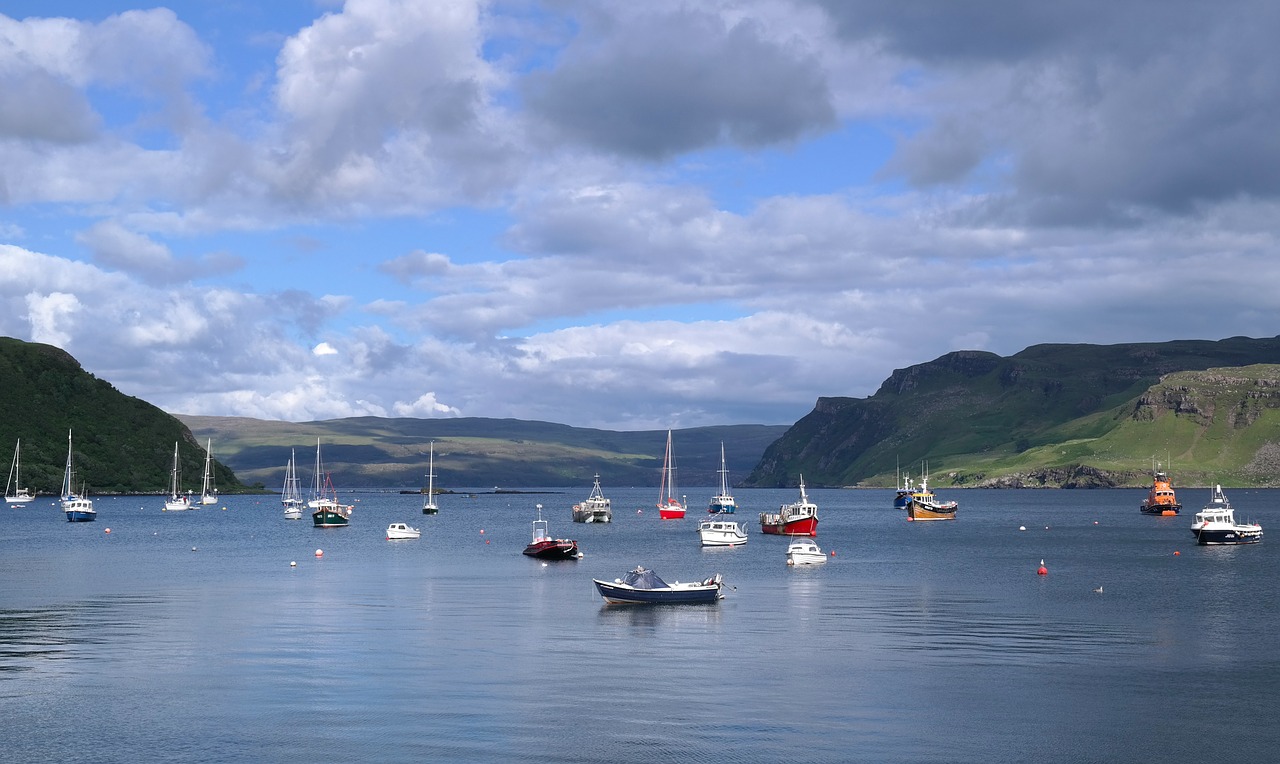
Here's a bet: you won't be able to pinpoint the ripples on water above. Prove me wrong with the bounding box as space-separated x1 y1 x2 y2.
3 488 1280 762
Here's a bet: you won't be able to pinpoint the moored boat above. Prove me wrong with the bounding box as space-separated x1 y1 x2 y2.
386 522 421 540
309 439 353 527
163 442 194 512
523 503 580 559
61 430 95 522
281 448 304 519
592 566 724 604
5 438 35 505
1191 484 1261 545
1140 469 1181 515
572 473 612 523
893 470 913 511
905 472 957 521
698 517 748 547
760 475 818 536
198 438 218 505
656 429 686 519
786 539 827 566
708 442 737 514
422 440 439 514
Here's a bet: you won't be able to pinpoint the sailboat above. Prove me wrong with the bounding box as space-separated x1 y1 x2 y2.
163 441 193 511
708 441 736 514
422 440 438 515
657 429 686 519
309 438 352 527
4 439 35 505
61 429 96 522
281 448 304 519
198 438 218 505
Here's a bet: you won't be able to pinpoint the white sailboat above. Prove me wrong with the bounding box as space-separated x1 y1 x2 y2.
422 440 438 515
4 439 35 505
198 438 218 505
281 448 304 519
61 429 95 521
708 441 736 514
163 441 193 511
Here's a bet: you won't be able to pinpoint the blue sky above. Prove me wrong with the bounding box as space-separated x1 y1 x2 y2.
2 1 1280 429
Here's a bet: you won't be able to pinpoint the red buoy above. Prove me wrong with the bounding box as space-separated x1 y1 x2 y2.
1037 559 1048 576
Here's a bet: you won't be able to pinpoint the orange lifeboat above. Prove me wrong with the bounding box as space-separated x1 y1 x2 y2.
1140 471 1181 515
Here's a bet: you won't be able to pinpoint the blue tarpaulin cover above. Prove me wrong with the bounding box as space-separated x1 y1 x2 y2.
621 567 669 589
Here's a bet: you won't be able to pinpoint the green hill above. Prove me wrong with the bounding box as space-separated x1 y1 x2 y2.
0 337 245 494
745 336 1280 488
178 415 789 490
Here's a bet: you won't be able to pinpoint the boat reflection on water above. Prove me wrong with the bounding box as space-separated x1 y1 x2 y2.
595 599 724 631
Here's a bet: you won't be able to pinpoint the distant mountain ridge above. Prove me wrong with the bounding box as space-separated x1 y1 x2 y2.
178 414 789 490
745 336 1280 488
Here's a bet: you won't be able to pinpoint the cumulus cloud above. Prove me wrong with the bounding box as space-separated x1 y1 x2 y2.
3 1 1280 432
523 4 836 159
75 222 244 285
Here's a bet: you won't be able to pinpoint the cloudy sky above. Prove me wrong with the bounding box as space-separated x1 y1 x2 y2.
1 0 1277 429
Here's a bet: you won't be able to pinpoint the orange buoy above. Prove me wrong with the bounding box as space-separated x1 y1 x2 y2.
315 548 323 558
104 528 111 534
479 529 485 534
1174 550 1180 556
1037 559 1048 575
829 550 836 556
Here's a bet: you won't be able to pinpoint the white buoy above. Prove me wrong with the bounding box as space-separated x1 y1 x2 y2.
290 561 297 567
1018 525 1026 531
315 548 323 558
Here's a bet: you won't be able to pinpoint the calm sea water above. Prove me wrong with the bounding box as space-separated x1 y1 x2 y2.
2 485 1278 763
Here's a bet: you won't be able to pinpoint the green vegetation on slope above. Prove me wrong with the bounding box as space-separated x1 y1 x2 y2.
0 337 245 494
746 337 1280 488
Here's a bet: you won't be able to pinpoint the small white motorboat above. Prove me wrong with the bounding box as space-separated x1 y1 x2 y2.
786 539 827 565
386 522 421 540
698 518 748 547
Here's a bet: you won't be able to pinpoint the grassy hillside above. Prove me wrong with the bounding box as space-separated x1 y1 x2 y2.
746 337 1280 488
0 337 244 494
178 415 789 489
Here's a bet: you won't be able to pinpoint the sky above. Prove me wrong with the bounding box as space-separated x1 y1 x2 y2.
2 0 1279 430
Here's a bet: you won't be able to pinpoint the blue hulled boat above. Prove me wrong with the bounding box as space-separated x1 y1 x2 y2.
593 566 724 604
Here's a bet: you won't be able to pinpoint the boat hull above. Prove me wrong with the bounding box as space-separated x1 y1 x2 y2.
658 505 686 519
312 508 351 527
593 579 721 604
422 504 438 515
1192 527 1262 545
386 525 421 540
698 521 748 547
5 495 35 505
787 552 827 565
907 501 957 521
708 498 736 514
65 510 96 522
572 506 612 523
760 516 818 536
523 539 580 559
1141 503 1181 516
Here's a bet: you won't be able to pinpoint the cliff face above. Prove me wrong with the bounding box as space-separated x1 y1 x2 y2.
745 336 1280 488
